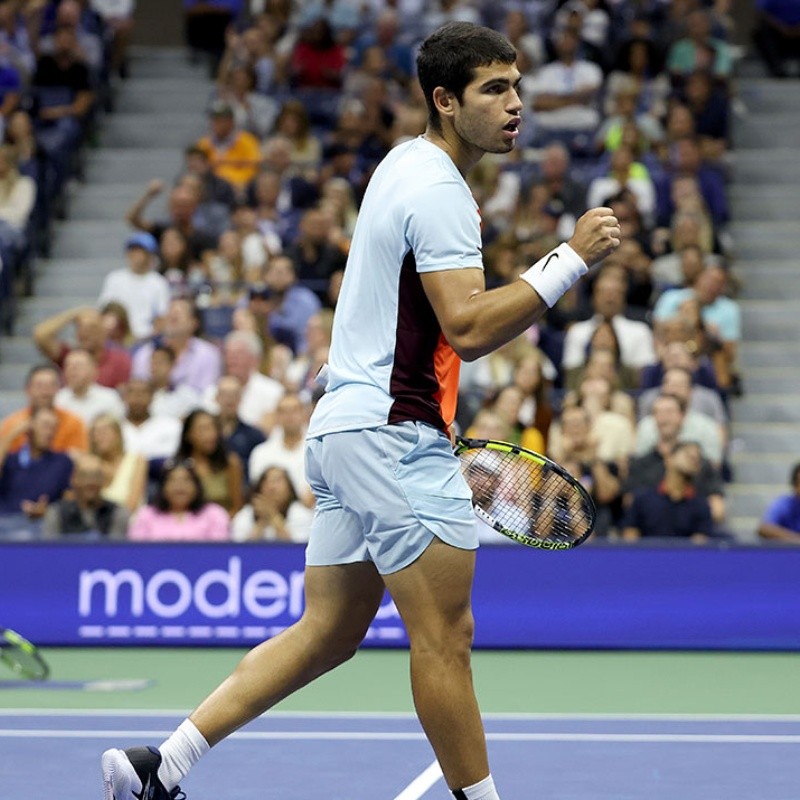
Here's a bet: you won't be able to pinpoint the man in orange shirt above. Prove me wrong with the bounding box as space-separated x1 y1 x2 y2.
0 364 88 454
195 100 262 192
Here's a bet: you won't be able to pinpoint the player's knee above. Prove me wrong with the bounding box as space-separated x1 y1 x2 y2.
408 607 475 660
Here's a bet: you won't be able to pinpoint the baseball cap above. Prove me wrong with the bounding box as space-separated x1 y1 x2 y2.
125 232 158 254
208 99 235 117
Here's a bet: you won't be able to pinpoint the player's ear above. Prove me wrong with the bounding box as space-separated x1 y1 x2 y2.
432 86 456 121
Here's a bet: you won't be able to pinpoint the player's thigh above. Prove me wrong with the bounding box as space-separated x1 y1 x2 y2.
382 538 476 647
303 560 385 644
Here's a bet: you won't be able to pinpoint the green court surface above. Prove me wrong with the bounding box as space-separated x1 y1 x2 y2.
2 648 800 716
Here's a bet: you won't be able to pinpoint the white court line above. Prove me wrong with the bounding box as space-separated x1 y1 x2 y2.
6 709 800 722
3 729 800 744
392 760 443 800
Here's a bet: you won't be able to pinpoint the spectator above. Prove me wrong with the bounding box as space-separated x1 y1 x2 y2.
758 463 800 543
667 8 734 85
622 441 715 543
195 100 262 193
0 145 35 259
653 264 740 392
263 255 322 354
651 240 708 298
131 298 223 394
638 365 728 429
552 377 636 464
284 206 347 299
595 80 664 155
182 145 236 210
128 459 230 541
0 407 73 537
214 62 277 140
89 412 147 513
41 452 129 539
626 413 726 525
54 348 126 424
272 99 323 171
682 70 730 161
176 409 244 515
30 25 95 199
586 143 656 225
546 404 625 537
90 0 136 79
121 379 182 461
127 180 218 261
157 226 199 295
0 364 87 454
640 339 720 395
486 384 545 453
148 344 201 420
0 2 35 79
607 37 670 122
203 330 283 431
100 301 133 351
561 268 657 379
289 17 346 90
753 0 800 78
214 375 265 484
231 465 313 542
656 135 728 228
565 345 637 422
34 306 131 390
248 392 313 506
183 0 237 74
38 0 104 74
282 308 334 395
636 391 723 469
97 232 171 340
353 8 415 86
529 28 603 145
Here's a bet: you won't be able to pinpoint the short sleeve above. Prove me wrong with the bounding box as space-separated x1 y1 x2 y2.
405 180 483 274
763 496 790 526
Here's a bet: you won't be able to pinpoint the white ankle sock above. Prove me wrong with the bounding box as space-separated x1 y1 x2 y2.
453 774 500 799
157 719 210 790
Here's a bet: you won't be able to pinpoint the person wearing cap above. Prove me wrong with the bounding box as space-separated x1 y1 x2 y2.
194 100 263 192
97 232 171 340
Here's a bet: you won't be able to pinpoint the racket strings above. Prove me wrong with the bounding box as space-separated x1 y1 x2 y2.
460 449 592 544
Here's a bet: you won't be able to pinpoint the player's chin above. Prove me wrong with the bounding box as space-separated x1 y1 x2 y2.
486 138 517 155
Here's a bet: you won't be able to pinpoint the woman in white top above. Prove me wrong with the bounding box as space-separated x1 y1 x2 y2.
0 144 35 242
231 465 312 543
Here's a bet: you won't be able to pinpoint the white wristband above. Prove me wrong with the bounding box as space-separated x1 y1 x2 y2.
518 243 587 308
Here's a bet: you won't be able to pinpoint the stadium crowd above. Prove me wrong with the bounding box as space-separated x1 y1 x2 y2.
1 0 787 545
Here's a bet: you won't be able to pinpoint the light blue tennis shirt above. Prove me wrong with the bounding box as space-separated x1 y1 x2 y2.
308 137 484 439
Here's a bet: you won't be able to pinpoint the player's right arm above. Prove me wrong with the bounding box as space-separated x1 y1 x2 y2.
421 207 620 362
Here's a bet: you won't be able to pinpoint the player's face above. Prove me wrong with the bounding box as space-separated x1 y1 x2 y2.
452 63 523 155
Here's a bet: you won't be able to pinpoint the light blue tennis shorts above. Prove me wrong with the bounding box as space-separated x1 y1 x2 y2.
304 421 478 575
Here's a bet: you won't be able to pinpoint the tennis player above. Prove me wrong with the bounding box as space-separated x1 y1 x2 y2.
102 22 619 800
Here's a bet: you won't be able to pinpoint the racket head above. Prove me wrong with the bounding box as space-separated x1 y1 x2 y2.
455 437 596 550
0 628 50 681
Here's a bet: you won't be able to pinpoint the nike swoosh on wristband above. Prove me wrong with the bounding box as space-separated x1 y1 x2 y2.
542 252 559 271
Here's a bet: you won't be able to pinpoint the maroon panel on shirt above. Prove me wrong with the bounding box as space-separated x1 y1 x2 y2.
388 251 447 432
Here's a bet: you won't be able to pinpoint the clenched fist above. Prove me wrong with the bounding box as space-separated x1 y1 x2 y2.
568 207 621 268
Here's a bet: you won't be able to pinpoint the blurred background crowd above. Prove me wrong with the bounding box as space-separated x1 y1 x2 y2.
1 0 799 546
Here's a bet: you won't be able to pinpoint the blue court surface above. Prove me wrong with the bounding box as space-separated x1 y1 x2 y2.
2 710 800 799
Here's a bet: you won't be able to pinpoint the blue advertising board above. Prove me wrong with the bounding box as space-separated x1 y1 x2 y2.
2 542 800 650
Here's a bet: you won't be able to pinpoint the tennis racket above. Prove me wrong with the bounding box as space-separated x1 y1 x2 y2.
0 628 50 681
455 437 596 550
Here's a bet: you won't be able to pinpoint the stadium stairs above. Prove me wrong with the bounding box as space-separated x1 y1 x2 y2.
0 47 211 416
727 68 800 542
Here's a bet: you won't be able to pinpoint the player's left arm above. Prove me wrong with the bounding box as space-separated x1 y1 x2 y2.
421 207 619 362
